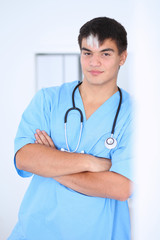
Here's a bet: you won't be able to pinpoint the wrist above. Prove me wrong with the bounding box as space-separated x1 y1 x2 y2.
84 154 96 172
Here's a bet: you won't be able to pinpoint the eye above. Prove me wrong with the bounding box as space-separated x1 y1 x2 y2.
83 52 91 56
103 53 110 57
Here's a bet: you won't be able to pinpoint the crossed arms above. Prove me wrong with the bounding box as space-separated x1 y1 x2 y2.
16 129 132 201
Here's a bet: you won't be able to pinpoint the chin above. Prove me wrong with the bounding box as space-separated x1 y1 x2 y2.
86 78 109 86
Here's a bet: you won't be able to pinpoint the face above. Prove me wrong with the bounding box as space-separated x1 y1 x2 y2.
80 37 127 87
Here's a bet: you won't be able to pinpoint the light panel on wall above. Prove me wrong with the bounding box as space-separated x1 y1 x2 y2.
35 53 82 90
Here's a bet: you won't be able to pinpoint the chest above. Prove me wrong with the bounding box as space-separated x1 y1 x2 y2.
82 101 105 120
47 86 127 156
49 102 117 158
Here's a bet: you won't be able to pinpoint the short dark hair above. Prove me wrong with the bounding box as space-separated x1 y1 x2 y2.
78 17 127 54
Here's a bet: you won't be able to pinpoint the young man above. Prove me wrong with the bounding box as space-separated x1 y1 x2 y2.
8 17 133 240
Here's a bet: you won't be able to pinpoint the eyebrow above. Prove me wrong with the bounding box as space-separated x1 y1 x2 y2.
81 47 115 52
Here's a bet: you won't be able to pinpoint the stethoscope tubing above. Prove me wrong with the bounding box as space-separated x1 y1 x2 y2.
64 81 122 152
111 86 122 135
64 82 83 152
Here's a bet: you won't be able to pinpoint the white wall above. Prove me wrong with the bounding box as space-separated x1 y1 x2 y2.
0 0 134 239
133 0 160 239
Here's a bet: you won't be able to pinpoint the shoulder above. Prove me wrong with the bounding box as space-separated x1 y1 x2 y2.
116 88 134 137
121 88 132 105
42 81 78 100
36 81 78 109
120 88 133 117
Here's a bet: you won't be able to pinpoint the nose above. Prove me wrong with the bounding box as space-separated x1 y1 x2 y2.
89 54 101 67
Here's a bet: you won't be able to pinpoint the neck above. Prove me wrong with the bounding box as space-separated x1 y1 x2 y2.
79 79 118 104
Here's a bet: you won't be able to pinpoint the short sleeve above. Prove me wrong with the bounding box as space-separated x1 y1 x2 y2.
110 117 133 182
14 89 51 177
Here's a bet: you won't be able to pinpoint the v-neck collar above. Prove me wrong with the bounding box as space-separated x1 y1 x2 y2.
76 86 120 124
72 84 121 153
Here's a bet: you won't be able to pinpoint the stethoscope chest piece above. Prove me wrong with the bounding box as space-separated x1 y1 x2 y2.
105 135 117 149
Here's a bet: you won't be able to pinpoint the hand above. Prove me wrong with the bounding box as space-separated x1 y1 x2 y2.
89 156 112 172
35 129 55 148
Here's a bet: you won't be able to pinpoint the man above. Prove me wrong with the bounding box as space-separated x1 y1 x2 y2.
8 17 133 240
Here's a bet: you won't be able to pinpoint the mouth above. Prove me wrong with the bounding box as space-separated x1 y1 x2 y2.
88 70 104 76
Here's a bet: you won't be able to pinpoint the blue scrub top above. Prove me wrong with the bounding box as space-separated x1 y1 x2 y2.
8 81 133 240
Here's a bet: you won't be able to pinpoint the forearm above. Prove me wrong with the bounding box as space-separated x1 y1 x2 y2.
16 143 111 178
16 144 91 177
54 171 132 201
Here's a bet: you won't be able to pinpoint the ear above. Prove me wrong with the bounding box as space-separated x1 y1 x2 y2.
119 50 127 66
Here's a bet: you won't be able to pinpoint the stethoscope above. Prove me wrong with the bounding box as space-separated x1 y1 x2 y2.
62 81 122 152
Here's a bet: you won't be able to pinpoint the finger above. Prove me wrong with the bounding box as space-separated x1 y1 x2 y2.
34 133 44 145
42 130 55 148
36 129 50 146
